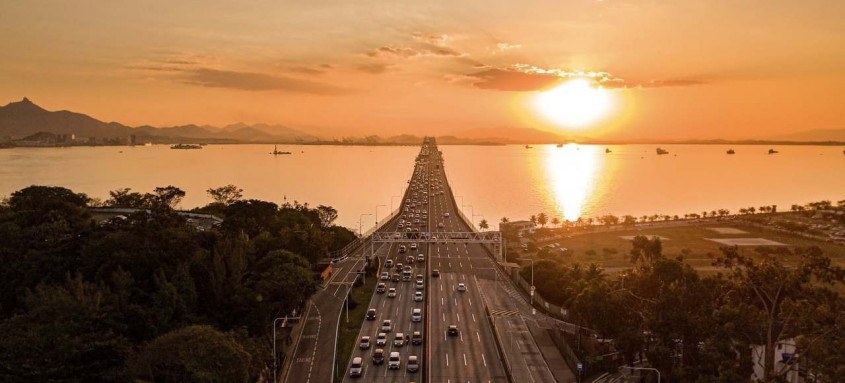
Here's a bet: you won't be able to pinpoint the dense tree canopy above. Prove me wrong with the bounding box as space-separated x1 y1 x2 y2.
0 185 355 381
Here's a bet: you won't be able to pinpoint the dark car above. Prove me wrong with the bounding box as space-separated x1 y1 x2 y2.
411 331 423 345
447 325 459 336
431 269 440 278
372 348 385 365
366 308 377 320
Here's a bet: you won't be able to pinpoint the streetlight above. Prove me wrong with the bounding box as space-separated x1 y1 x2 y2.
517 257 535 309
358 213 372 237
619 366 661 383
273 314 301 383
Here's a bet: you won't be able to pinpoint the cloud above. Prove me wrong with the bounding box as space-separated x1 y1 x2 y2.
181 68 349 94
411 32 451 46
366 44 461 59
496 43 521 52
356 63 391 74
465 63 706 91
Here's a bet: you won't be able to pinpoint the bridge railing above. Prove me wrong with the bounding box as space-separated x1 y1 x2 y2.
328 205 402 262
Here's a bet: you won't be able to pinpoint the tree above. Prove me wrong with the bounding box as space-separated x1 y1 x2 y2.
551 217 560 228
151 186 186 209
629 235 663 264
529 215 537 225
207 184 243 205
107 188 149 208
713 246 845 381
129 325 254 383
478 219 489 231
537 213 548 227
316 205 339 227
500 217 510 224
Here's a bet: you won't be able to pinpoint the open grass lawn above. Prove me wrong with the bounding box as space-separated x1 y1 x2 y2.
334 272 377 382
537 223 845 272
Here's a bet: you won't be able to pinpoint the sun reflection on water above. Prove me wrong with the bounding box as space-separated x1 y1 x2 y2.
545 144 604 221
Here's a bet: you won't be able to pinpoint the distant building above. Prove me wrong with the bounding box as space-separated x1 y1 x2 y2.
750 339 809 383
501 220 536 236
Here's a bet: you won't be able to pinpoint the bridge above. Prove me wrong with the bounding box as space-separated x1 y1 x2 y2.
283 138 576 383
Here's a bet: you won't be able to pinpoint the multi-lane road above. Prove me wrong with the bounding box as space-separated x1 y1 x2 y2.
290 138 567 383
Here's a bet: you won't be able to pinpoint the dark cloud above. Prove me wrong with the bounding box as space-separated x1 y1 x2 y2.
467 68 562 91
356 63 390 74
366 44 461 59
181 68 349 94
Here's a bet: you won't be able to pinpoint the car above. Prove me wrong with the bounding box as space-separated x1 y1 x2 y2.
416 274 424 282
385 259 394 268
372 348 385 365
382 320 392 332
431 269 440 278
448 325 459 336
349 357 363 377
395 263 404 271
393 332 407 347
380 271 389 280
443 212 450 217
415 280 424 290
406 255 415 264
366 308 377 320
437 222 444 228
457 283 466 292
359 336 371 349
376 283 386 293
411 331 423 345
417 254 425 262
399 245 407 253
410 243 417 250
388 352 401 369
411 308 422 322
388 288 397 298
398 223 404 229
376 332 387 346
406 355 419 373
413 292 424 303
391 274 400 282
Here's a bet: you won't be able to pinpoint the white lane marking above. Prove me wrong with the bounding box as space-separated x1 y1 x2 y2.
457 313 460 322
469 298 472 306
476 331 480 342
446 353 449 367
441 297 444 305
463 353 467 366
472 313 476 322
482 353 487 367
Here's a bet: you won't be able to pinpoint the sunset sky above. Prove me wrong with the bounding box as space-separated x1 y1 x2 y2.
1 1 842 140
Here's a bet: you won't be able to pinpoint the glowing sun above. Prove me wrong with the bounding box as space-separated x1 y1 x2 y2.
534 79 613 128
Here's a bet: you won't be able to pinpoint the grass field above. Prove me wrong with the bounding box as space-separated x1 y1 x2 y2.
334 271 377 383
535 222 845 273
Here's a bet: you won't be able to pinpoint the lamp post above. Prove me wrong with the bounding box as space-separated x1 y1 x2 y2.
517 257 535 309
619 366 661 383
273 314 301 383
359 213 372 237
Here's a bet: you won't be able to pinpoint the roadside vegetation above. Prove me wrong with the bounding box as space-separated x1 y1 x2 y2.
0 184 355 382
334 259 378 382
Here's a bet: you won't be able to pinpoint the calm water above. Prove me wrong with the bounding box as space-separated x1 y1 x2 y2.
1 144 843 230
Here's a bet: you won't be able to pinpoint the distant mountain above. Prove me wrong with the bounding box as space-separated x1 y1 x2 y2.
0 98 318 143
0 97 133 139
770 128 845 142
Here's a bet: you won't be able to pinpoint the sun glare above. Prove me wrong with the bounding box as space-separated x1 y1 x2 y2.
534 79 613 128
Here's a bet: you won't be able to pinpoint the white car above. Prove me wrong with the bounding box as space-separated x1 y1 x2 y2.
411 308 422 322
414 291 423 302
376 332 387 346
382 320 392 332
388 288 397 298
388 352 401 369
349 357 363 377
457 283 466 292
393 333 407 347
415 280 424 290
380 272 389 280
417 254 425 262
359 336 371 350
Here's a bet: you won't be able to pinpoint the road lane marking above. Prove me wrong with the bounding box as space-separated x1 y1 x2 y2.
482 353 487 367
476 331 480 342
463 353 467 366
446 353 449 366
472 313 476 322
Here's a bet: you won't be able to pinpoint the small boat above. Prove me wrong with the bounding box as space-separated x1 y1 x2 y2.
525 145 533 149
605 148 612 153
271 145 292 155
556 143 563 148
656 148 669 155
768 149 779 154
727 149 735 154
170 144 202 150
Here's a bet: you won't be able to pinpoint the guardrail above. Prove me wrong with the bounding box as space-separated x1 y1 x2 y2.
328 207 401 262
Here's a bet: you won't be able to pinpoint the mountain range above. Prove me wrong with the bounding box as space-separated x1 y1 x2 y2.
1 97 842 145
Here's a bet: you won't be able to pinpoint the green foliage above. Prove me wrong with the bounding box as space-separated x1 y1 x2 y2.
0 185 355 381
129 325 253 383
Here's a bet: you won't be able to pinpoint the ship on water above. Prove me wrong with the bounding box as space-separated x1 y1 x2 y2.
768 148 779 154
656 147 669 155
170 144 202 150
727 149 735 154
605 148 612 153
271 145 292 155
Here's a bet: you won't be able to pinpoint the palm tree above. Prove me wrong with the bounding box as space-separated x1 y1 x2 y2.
537 212 548 227
500 217 510 224
551 217 561 228
479 219 489 231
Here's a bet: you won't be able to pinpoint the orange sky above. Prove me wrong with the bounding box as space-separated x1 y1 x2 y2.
1 1 842 140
